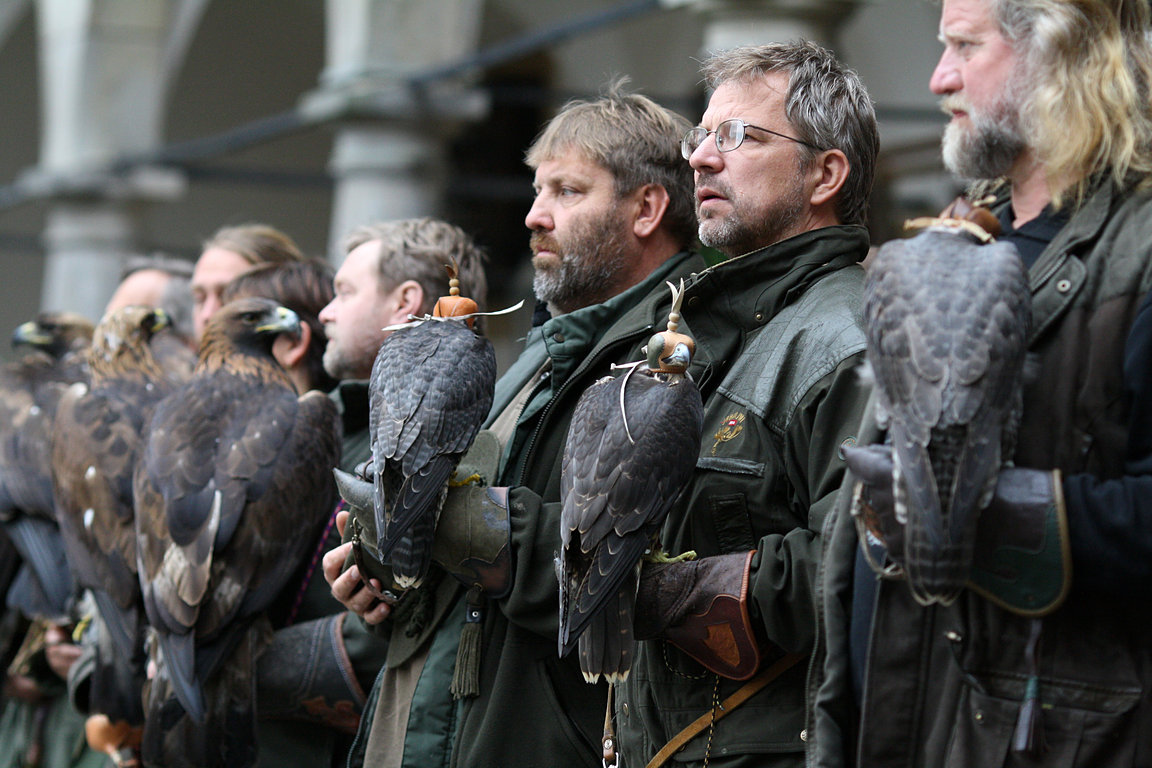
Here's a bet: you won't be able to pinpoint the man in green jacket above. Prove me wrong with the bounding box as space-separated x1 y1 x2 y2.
608 42 878 768
254 218 486 767
323 84 704 768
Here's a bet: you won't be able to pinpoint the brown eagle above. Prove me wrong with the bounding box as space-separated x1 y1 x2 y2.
134 297 340 768
52 306 175 726
559 283 704 683
0 311 93 620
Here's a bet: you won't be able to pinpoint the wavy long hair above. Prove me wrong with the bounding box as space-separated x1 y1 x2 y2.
996 0 1152 204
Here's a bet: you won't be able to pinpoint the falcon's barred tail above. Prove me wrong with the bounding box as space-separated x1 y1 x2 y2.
577 573 638 684
374 454 456 588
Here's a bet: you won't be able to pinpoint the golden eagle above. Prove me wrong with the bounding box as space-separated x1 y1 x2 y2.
134 297 340 767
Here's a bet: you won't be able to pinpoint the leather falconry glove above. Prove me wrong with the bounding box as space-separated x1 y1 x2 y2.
333 430 511 600
843 443 1071 616
255 613 364 734
633 551 762 680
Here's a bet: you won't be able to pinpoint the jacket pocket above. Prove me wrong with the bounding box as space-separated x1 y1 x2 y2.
535 660 601 765
945 678 1140 768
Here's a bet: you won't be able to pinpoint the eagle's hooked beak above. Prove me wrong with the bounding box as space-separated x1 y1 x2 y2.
257 306 301 336
12 321 50 349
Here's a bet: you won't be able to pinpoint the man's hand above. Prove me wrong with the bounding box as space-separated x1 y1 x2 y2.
322 509 392 625
44 624 82 681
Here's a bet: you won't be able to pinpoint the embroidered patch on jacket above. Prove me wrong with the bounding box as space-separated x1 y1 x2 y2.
712 412 746 455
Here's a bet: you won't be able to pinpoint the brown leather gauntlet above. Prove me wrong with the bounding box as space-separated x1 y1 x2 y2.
634 551 762 680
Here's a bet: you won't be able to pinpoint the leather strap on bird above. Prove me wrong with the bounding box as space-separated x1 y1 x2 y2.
643 651 806 768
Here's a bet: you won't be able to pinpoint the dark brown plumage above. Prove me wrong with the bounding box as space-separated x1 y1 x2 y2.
559 294 703 684
52 306 174 725
134 298 340 768
0 311 93 620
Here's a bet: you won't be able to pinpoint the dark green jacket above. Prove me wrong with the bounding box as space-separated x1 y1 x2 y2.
816 179 1152 767
614 226 872 768
348 251 707 768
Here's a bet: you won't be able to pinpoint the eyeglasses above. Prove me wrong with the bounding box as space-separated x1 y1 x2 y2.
680 118 822 159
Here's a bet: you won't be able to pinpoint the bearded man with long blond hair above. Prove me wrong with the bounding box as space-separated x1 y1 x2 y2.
815 2 1152 766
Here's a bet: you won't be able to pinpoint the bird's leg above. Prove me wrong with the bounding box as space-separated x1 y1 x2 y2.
449 472 484 487
642 548 698 564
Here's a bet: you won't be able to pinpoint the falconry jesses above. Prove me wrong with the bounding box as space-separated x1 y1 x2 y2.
367 266 496 589
559 281 704 683
134 297 340 768
858 205 1031 605
52 306 177 734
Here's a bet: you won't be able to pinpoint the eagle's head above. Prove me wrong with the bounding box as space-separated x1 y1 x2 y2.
201 297 300 358
89 306 170 379
12 312 95 358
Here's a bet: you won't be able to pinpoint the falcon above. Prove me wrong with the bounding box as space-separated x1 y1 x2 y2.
368 269 496 589
0 311 93 620
862 215 1031 605
559 282 704 683
52 306 174 727
134 297 340 768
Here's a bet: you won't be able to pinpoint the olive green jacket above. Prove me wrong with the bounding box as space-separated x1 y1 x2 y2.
348 251 707 768
614 226 872 768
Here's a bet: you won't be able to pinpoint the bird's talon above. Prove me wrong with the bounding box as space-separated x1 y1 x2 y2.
449 472 484 487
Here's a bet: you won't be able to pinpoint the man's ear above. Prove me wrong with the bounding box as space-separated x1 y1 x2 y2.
632 184 671 239
273 322 312 370
808 149 850 211
386 279 425 325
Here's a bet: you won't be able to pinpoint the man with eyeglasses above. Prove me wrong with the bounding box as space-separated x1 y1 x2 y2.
609 41 878 767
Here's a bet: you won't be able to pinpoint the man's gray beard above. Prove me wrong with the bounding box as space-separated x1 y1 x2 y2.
697 174 806 257
532 215 631 314
941 113 1028 181
322 345 353 381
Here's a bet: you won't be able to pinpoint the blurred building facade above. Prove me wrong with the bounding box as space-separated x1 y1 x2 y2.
0 0 957 368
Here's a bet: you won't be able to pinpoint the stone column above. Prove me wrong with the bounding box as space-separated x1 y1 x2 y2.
673 0 860 56
31 0 203 318
310 0 488 261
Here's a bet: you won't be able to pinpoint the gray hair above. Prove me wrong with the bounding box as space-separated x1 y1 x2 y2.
701 41 879 227
343 218 488 316
525 79 697 249
989 0 1152 204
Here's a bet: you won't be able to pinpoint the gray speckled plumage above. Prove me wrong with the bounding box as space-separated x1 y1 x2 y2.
368 318 496 589
559 357 703 683
864 227 1031 605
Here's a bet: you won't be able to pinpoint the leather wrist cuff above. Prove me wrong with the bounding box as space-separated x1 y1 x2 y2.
636 551 762 680
256 613 365 734
431 485 511 599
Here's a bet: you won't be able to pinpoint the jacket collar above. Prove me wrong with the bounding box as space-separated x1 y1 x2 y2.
685 225 869 334
536 250 699 379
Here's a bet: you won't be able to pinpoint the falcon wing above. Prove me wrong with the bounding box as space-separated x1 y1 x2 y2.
864 230 1030 604
368 320 496 584
559 370 703 681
